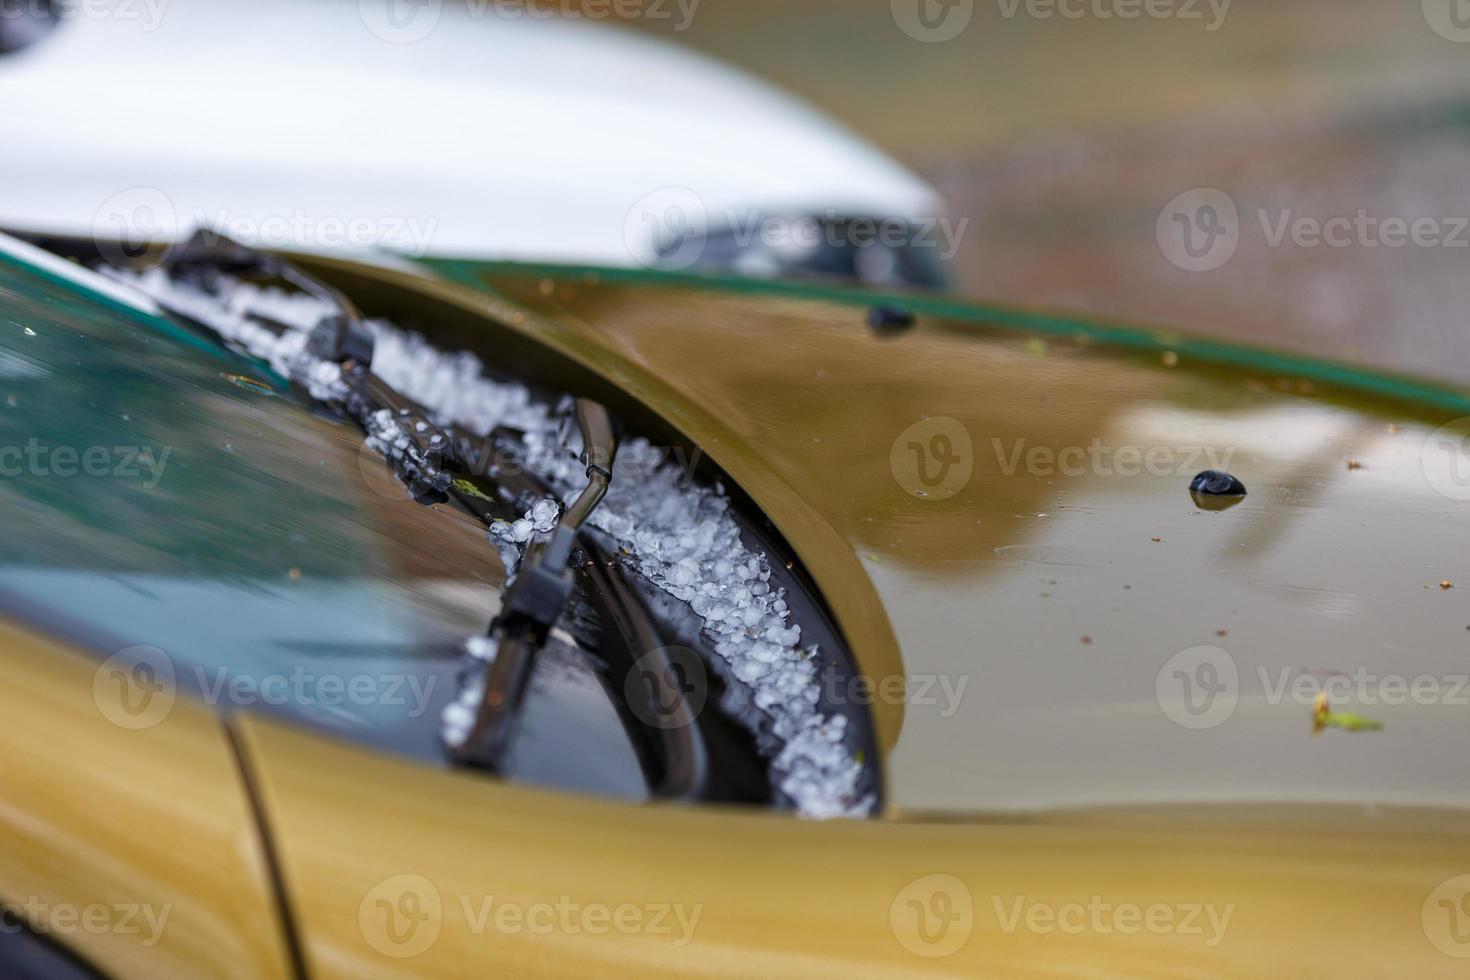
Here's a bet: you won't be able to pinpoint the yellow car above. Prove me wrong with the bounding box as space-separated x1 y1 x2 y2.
2 230 1468 978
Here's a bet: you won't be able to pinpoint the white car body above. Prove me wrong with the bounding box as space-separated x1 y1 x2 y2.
0 0 941 269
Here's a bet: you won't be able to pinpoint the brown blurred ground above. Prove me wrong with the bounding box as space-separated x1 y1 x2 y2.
624 0 1470 385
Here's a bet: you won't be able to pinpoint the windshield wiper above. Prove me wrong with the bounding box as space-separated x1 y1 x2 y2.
138 232 768 803
445 399 614 769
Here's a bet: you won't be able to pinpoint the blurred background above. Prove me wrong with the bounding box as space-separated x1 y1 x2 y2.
625 0 1470 383
6 0 1470 382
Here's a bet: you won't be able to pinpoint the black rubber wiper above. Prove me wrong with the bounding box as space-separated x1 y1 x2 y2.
458 411 769 803
162 232 459 502
446 399 616 770
143 232 769 804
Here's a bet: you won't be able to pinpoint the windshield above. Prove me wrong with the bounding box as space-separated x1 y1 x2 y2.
0 247 644 791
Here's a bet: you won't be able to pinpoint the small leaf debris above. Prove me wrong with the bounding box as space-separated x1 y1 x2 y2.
1312 692 1382 734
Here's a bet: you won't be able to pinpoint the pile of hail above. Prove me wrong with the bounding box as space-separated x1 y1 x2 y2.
113 266 873 819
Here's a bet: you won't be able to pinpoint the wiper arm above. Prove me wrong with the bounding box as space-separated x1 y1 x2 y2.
156 232 626 771
134 234 763 802
445 400 617 770
161 231 460 502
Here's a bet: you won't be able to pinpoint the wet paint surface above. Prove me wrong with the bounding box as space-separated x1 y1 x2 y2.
472 265 1470 817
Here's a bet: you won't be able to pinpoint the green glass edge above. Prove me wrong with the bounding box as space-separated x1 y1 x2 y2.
0 250 226 360
425 257 1470 417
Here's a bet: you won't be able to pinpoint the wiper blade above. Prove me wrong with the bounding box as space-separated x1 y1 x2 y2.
161 231 466 503
137 233 767 804
445 399 616 770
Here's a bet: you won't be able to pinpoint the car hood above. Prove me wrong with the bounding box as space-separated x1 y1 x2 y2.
424 258 1470 819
